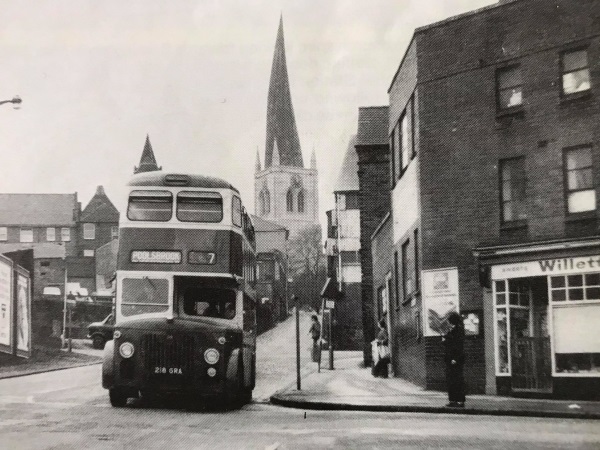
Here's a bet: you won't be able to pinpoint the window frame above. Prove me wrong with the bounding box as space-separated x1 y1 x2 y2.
560 47 592 98
0 227 7 241
20 228 33 243
496 64 523 112
563 145 596 216
111 226 119 239
232 196 242 227
127 190 173 222
499 156 528 226
83 223 96 240
176 191 223 223
61 227 71 242
83 249 95 257
401 239 411 304
297 189 305 213
286 188 294 212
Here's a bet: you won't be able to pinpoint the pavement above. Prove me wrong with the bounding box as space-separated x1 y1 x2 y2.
271 351 600 420
0 339 102 380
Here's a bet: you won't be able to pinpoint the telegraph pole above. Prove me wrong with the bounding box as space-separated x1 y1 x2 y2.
294 295 301 390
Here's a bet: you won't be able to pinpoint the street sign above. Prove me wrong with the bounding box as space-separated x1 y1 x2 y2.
325 299 335 309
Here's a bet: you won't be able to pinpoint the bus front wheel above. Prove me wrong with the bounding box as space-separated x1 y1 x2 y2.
109 388 128 407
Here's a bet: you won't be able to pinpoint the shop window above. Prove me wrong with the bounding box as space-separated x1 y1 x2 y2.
0 227 7 241
564 146 595 214
555 353 600 374
561 48 591 96
550 273 600 303
83 223 96 240
20 228 33 243
500 157 527 223
496 65 523 110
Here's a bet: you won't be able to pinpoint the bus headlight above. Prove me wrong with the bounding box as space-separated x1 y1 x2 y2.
119 342 135 358
204 348 219 365
113 330 122 339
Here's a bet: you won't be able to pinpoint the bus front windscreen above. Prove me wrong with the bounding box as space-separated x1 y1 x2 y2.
121 277 169 317
176 191 223 223
127 190 173 221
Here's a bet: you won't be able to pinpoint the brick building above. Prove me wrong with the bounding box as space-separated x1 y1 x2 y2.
368 0 600 399
354 106 390 363
323 135 363 350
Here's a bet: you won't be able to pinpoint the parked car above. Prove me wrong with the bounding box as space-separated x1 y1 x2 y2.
87 313 115 349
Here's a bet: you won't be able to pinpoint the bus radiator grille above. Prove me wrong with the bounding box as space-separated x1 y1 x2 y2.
142 334 195 382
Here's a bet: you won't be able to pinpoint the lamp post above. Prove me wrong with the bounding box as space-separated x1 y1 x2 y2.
0 96 22 108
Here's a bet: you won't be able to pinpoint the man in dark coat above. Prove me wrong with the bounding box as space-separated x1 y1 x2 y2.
442 311 466 407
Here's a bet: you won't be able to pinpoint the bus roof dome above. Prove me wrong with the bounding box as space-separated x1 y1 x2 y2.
127 171 239 193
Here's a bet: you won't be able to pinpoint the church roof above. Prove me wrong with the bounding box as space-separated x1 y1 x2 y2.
356 106 389 146
0 193 78 226
250 214 288 232
264 16 303 169
80 185 119 223
134 135 161 174
334 135 359 192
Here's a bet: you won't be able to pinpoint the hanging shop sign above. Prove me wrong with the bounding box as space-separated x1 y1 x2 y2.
421 267 460 337
491 255 600 280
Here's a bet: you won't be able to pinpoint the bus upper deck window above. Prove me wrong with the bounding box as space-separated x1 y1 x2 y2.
232 196 242 227
177 191 223 223
127 190 173 222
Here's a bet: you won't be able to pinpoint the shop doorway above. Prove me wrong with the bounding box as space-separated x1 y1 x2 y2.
509 277 552 393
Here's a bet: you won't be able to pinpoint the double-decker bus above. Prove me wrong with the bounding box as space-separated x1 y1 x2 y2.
102 172 257 407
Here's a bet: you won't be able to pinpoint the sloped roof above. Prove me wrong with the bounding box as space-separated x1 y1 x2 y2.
134 134 161 174
356 106 389 146
0 242 66 259
80 186 119 223
0 193 77 226
250 214 288 232
334 135 359 192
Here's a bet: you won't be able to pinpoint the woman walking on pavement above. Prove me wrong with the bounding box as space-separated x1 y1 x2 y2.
373 319 390 378
443 311 466 407
309 314 321 363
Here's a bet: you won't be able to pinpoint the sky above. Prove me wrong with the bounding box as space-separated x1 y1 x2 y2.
0 0 496 223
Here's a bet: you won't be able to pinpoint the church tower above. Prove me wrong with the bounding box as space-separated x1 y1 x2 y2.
255 16 319 237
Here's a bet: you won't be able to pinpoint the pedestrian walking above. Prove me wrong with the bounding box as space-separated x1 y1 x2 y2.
443 311 466 407
372 319 390 378
309 314 321 362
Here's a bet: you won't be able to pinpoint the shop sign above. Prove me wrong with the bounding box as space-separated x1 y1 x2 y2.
491 255 600 280
421 268 459 337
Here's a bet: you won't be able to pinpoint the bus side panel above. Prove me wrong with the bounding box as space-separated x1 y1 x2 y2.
117 228 233 273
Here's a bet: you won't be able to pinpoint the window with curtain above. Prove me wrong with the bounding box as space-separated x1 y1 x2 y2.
500 157 527 223
564 146 595 214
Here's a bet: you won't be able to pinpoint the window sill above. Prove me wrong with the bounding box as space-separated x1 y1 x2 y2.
495 107 524 120
500 220 527 231
560 90 592 106
565 211 596 223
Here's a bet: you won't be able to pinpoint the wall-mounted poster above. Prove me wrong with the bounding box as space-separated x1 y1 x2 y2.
16 273 31 355
0 256 13 352
421 267 459 337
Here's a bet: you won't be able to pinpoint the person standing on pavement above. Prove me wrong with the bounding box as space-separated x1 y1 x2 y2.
443 311 466 407
309 314 321 362
372 319 390 378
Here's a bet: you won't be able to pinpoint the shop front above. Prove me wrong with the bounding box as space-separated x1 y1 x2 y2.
487 251 600 399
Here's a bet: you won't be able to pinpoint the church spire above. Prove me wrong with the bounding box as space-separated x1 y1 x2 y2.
255 147 261 173
264 16 303 169
134 134 161 174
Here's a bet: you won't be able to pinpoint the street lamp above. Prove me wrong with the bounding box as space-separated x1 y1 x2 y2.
0 96 22 109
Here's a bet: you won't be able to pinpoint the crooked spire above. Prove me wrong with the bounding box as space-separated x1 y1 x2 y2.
134 134 161 174
264 16 303 169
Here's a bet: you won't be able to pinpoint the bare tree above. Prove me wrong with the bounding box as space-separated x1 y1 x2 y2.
287 225 326 310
